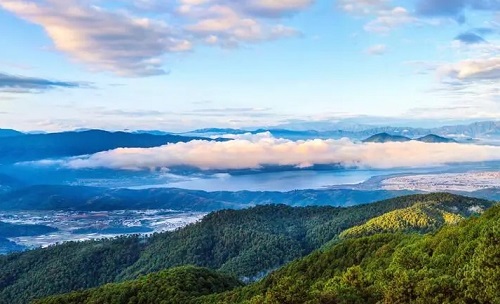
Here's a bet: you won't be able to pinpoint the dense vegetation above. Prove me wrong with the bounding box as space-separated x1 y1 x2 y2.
37 202 500 304
0 193 492 303
203 204 500 304
338 200 479 238
37 266 241 304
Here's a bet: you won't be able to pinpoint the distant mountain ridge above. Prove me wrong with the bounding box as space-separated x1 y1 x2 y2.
416 134 456 143
0 129 24 138
362 133 411 143
362 133 456 143
0 130 214 164
1 120 498 145
181 120 499 141
0 184 497 213
0 185 415 212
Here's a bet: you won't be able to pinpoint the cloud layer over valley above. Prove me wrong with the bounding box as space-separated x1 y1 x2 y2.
36 133 500 171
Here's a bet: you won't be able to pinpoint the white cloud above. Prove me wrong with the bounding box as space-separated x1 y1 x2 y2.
184 4 300 47
365 44 387 55
38 133 500 171
338 0 389 15
0 0 305 76
0 0 192 76
364 7 415 33
438 57 500 81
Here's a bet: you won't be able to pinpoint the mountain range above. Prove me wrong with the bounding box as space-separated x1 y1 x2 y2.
0 130 214 164
0 185 416 212
0 121 497 166
0 129 24 138
0 193 495 303
362 133 456 143
182 120 500 141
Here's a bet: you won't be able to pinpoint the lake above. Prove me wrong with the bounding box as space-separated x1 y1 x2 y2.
131 169 406 192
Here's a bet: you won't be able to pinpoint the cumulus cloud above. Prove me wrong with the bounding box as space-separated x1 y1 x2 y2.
0 0 305 76
338 1 418 33
38 133 500 171
0 72 86 93
364 7 415 33
182 3 301 47
0 0 192 76
438 57 500 81
365 44 387 55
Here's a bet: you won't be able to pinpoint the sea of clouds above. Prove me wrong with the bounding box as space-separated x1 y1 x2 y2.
29 132 500 171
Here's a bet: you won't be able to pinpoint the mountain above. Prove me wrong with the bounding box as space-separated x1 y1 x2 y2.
0 130 213 164
0 193 493 303
0 185 415 211
183 121 500 141
132 130 173 136
0 221 58 238
435 120 500 138
363 133 456 143
339 201 471 238
35 197 500 304
0 173 24 193
416 134 456 143
362 133 411 143
206 204 500 304
0 238 25 255
38 266 241 304
182 128 250 136
0 129 24 138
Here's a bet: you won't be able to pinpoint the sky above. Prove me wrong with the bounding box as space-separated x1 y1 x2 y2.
0 0 499 132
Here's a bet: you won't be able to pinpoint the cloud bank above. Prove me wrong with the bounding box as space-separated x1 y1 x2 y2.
40 133 500 171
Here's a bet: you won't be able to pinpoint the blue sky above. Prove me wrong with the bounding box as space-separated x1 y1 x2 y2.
0 0 499 131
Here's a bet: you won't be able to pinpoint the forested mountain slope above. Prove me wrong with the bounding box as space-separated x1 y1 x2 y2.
204 204 500 304
38 266 241 304
0 193 494 303
37 202 500 304
339 199 482 238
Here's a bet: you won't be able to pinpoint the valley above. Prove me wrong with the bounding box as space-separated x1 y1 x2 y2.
0 210 204 251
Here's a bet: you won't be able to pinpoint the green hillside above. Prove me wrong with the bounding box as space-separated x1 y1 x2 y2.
36 266 241 304
36 203 500 304
339 199 482 238
203 204 500 304
0 193 493 303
